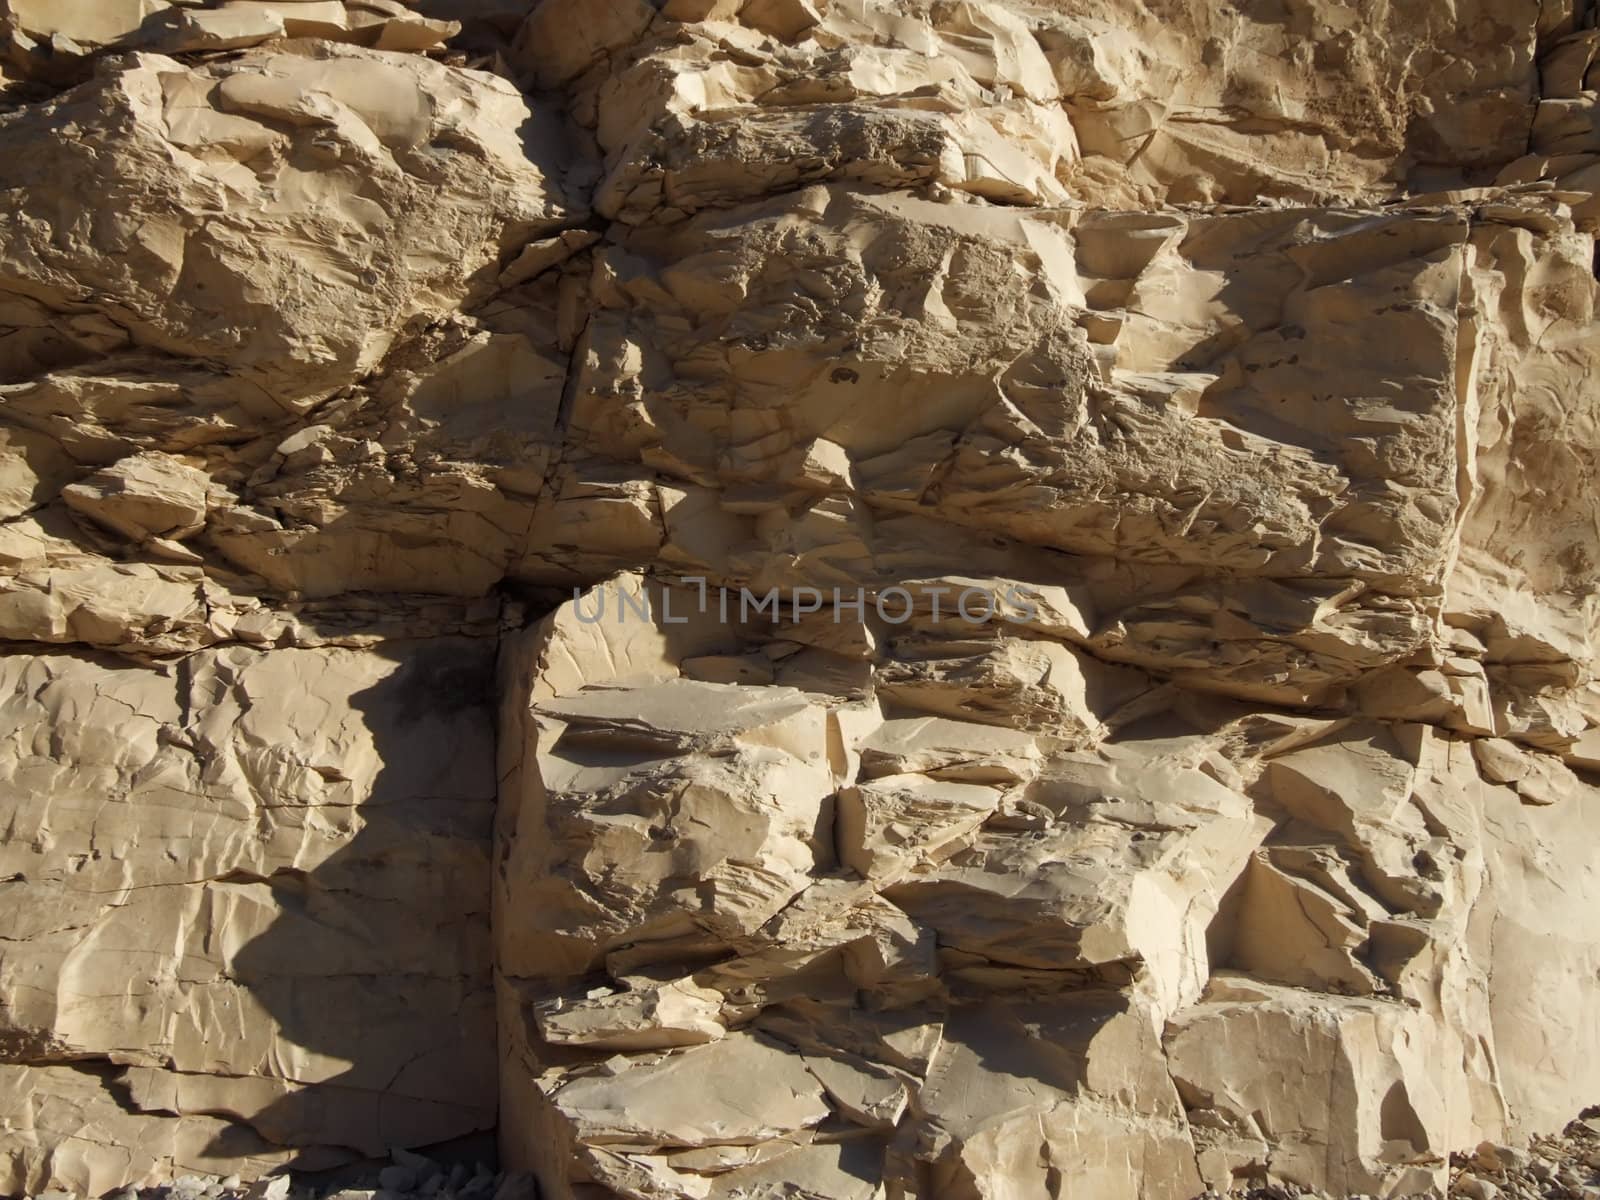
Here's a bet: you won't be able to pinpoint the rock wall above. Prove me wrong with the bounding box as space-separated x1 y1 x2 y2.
3 1 1600 1197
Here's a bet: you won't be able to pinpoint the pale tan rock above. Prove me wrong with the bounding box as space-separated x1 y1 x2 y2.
534 978 728 1051
836 773 1002 881
61 450 210 542
0 0 460 63
1166 977 1471 1196
3 0 173 51
915 996 1201 1200
224 2 355 41
0 1064 297 1197
1466 757 1600 1137
856 715 1040 784
496 673 838 977
163 8 287 52
5 0 1600 1194
570 0 1547 219
0 43 579 409
1472 737 1586 805
1228 853 1383 995
552 1032 832 1147
740 0 827 41
509 0 658 88
0 641 500 1171
489 568 1600 1198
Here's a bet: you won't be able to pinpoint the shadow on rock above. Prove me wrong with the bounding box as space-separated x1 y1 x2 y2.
194 636 503 1168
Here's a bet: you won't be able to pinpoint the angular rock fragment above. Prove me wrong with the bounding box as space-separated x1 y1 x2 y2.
61 451 210 542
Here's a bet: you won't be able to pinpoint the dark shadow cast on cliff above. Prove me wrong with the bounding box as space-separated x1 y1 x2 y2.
197 631 504 1172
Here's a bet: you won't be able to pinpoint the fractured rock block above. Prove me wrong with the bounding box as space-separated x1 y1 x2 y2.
0 43 581 408
0 1064 296 1198
1166 978 1472 1196
836 774 1002 881
61 450 209 542
0 640 500 1170
497 673 838 975
534 977 728 1051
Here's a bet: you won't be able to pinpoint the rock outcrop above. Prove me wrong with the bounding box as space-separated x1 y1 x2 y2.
3 1 1600 1198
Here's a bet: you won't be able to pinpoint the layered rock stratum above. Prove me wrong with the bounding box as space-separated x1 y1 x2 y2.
3 1 1600 1197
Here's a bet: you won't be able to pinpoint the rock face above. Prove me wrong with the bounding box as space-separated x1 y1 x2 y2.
3 1 1600 1198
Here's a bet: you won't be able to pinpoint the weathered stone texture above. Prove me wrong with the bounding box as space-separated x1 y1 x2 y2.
3 1 1600 1197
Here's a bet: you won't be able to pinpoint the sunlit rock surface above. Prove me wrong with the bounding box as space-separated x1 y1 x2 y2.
3 1 1600 1197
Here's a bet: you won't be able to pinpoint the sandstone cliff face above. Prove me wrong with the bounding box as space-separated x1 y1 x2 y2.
2 2 1600 1198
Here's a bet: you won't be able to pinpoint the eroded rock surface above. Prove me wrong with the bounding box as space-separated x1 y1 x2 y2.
3 1 1600 1197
